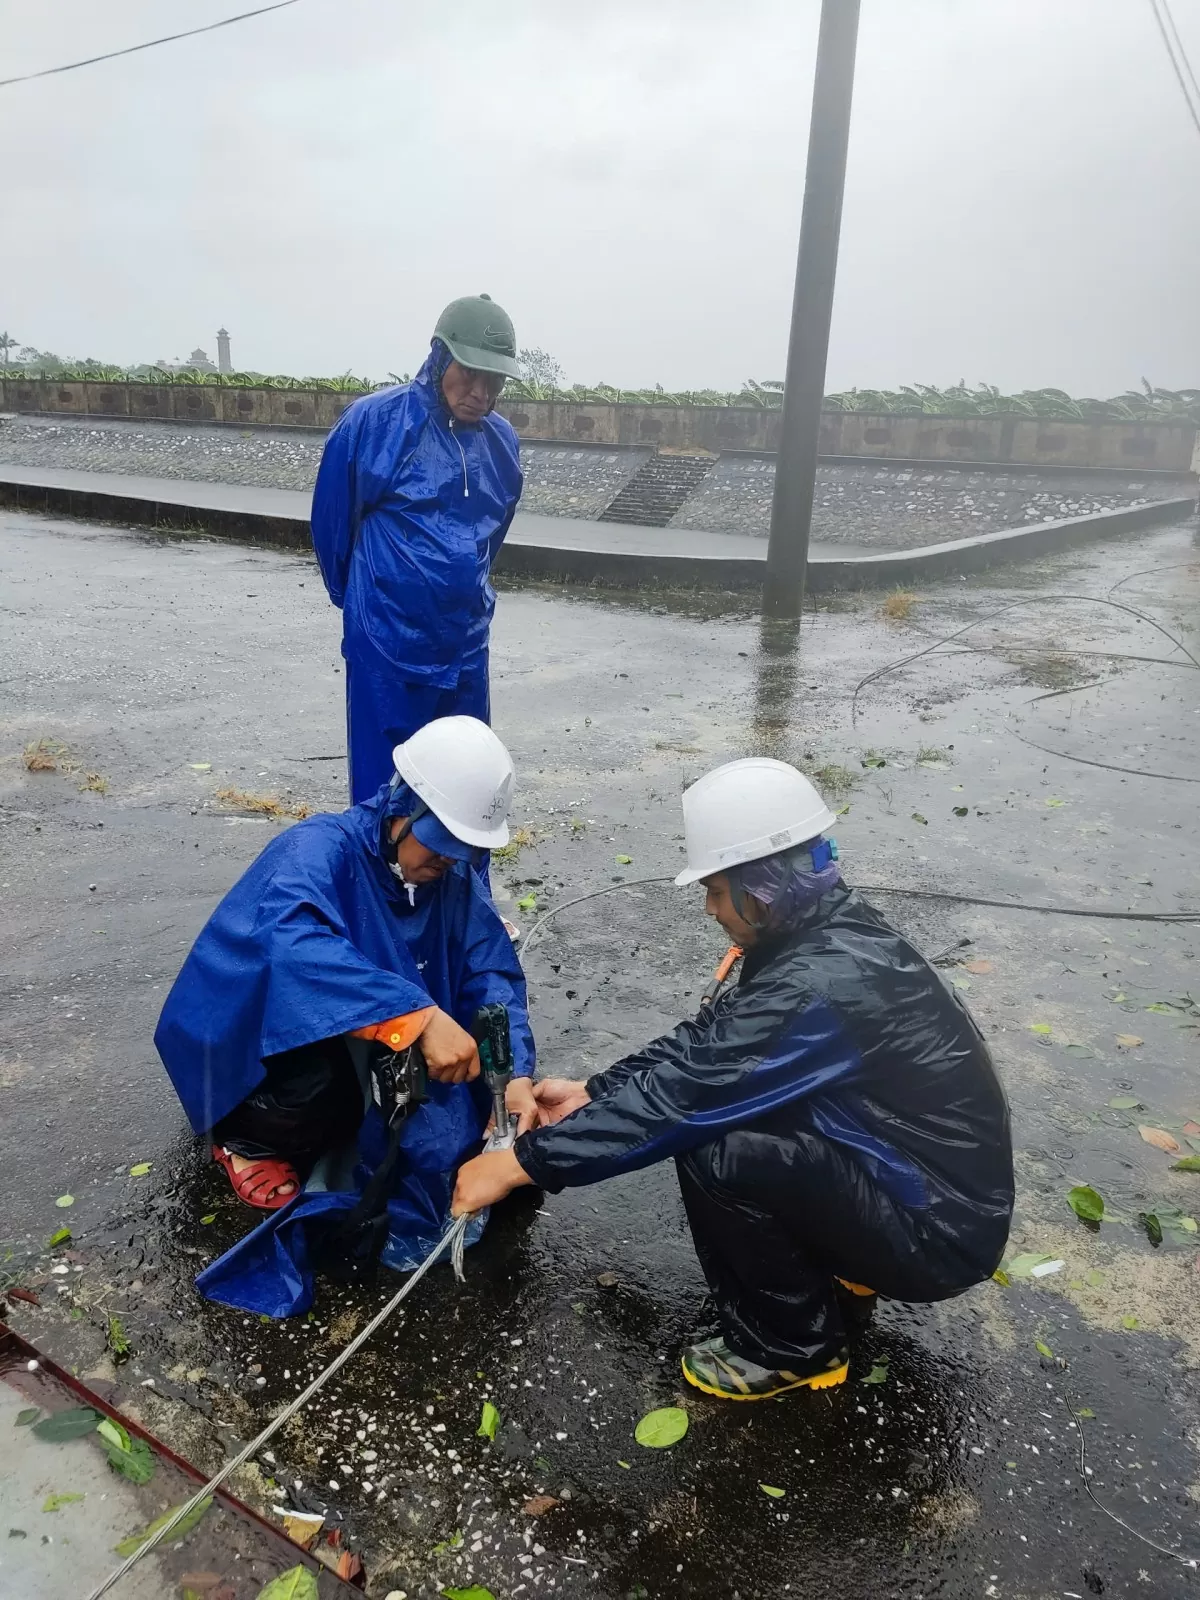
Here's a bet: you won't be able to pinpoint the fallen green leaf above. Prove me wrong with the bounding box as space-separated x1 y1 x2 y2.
759 1484 786 1498
1122 1314 1139 1330
1076 1406 1095 1418
1145 1002 1177 1015
54 1194 74 1208
441 1588 496 1600
200 1213 216 1225
1108 1095 1142 1110
1173 1156 1200 1172
477 1400 500 1441
42 1493 85 1513
1006 1251 1054 1278
1085 1268 1106 1288
1035 1339 1054 1359
1138 1212 1164 1246
1062 1043 1095 1059
634 1406 689 1448
952 805 969 817
103 1432 155 1485
617 1459 631 1468
911 812 928 825
1067 1184 1105 1222
1029 1023 1052 1035
96 1418 129 1453
187 762 212 772
861 755 886 768
861 1363 889 1384
615 854 632 865
47 1226 71 1248
254 1566 320 1600
31 1407 102 1443
835 802 851 817
128 1163 152 1178
15 1408 40 1427
113 1496 211 1558
516 894 536 912
1005 1460 1018 1469
951 977 971 990
991 1267 1011 1286
1045 797 1067 808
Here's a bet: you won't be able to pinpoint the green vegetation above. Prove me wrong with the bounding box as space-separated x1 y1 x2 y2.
2 347 1196 422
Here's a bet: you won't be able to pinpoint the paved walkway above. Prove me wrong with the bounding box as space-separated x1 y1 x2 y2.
0 461 868 560
0 461 1191 589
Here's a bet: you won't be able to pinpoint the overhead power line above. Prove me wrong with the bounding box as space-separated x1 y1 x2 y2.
0 0 301 90
1147 0 1200 140
1160 0 1200 104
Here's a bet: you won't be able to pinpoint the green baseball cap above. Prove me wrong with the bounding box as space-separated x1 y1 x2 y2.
433 293 520 379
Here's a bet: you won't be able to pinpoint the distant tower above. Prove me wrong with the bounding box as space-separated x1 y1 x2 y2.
216 328 232 375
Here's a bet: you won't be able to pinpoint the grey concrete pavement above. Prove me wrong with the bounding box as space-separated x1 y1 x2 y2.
2 504 1200 1598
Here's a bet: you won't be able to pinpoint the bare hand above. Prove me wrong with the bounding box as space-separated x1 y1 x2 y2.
418 1008 480 1084
506 1077 539 1136
532 1077 592 1127
452 1147 532 1215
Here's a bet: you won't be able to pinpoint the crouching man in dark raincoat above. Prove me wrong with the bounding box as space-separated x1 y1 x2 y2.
154 716 537 1317
311 294 523 806
453 757 1014 1400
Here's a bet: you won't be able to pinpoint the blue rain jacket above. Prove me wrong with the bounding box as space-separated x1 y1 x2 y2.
310 342 523 690
154 781 534 1316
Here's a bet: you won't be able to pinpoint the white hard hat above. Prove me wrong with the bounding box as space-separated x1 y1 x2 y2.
392 716 514 850
674 758 838 887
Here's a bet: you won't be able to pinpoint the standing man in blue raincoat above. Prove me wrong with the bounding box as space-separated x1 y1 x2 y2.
311 295 523 805
154 717 538 1315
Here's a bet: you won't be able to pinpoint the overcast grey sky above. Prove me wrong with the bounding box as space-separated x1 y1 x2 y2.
2 0 1196 394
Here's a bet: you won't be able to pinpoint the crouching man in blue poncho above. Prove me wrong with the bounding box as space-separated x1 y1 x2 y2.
154 716 536 1317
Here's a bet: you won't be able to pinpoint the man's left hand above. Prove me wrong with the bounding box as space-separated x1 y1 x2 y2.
452 1148 532 1216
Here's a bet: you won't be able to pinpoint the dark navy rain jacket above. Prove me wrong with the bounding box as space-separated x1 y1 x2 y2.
516 887 1013 1283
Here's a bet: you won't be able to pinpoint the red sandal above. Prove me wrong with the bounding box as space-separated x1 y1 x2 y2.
212 1145 300 1211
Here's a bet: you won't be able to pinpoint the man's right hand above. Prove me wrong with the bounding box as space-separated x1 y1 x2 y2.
418 1008 480 1084
532 1078 592 1126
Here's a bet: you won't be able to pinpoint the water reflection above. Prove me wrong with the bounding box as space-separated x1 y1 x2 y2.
751 613 803 755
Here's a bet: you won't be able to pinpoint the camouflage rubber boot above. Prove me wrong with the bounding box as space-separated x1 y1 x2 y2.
681 1335 849 1401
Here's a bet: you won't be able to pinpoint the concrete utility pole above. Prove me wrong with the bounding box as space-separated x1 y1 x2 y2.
763 0 861 618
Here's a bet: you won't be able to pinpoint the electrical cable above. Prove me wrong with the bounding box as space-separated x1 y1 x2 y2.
1161 0 1200 104
1147 0 1200 140
515 877 1198 965
1009 724 1200 782
1063 1396 1199 1568
84 1212 469 1600
851 592 1200 725
0 1 301 90
518 876 676 957
1107 558 1200 596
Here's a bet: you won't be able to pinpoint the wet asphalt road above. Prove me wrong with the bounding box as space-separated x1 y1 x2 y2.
1 506 1200 1600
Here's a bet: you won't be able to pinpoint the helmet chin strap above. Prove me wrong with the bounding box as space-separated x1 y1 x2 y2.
386 788 431 906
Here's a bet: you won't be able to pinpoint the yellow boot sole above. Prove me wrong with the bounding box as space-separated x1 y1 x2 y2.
681 1355 850 1401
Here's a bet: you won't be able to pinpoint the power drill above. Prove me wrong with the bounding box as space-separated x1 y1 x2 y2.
472 1003 513 1143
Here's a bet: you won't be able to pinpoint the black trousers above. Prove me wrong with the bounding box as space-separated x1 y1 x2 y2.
676 1118 986 1370
212 1038 364 1168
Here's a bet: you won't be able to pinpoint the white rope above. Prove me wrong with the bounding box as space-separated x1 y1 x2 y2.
85 1212 469 1600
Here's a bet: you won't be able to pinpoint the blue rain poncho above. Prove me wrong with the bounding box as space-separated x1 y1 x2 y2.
310 342 523 801
154 781 534 1316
